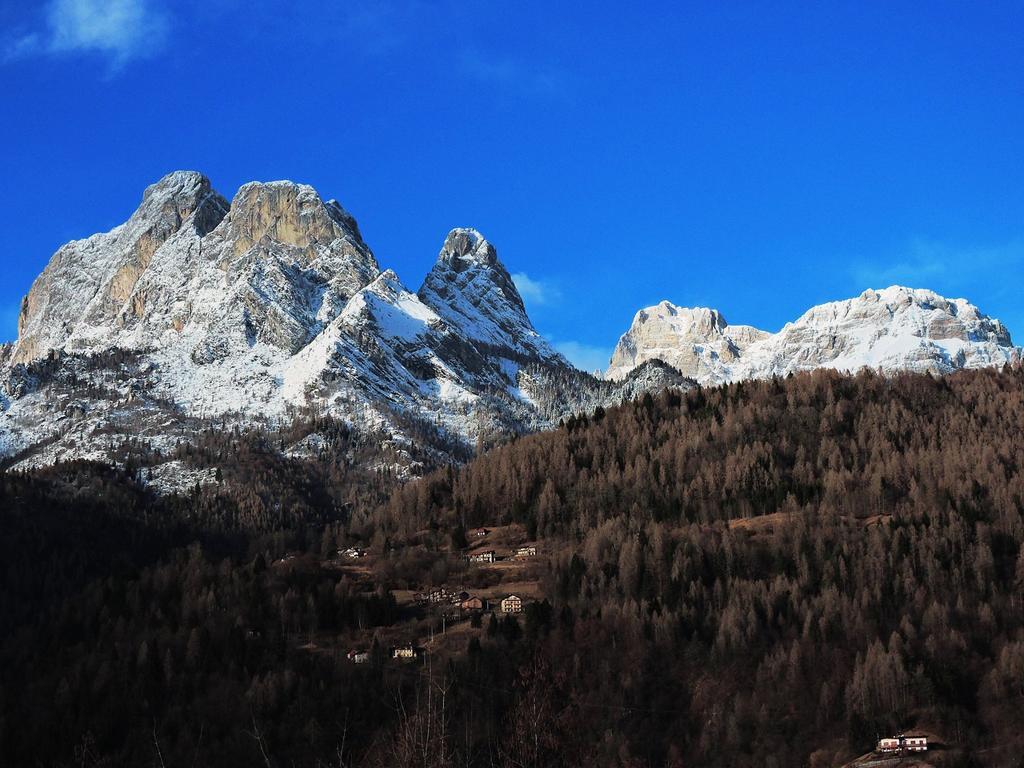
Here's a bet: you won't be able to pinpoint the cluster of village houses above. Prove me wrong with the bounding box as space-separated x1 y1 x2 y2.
411 587 525 616
876 734 928 753
346 592 527 664
335 535 538 567
341 530 538 664
345 646 420 664
466 529 537 564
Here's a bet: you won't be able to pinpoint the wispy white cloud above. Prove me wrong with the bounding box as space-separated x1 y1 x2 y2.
5 33 41 60
553 340 613 374
5 0 169 68
460 49 567 98
850 236 1024 339
512 272 561 307
850 237 1024 293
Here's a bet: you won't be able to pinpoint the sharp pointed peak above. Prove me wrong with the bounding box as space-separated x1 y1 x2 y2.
142 170 214 198
438 228 498 267
365 268 407 292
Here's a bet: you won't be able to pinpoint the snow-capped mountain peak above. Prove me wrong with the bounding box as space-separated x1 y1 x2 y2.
438 227 500 265
606 301 768 382
2 171 645 473
796 286 1014 347
223 179 373 269
419 228 562 365
10 171 1016 476
12 170 230 364
608 285 1021 384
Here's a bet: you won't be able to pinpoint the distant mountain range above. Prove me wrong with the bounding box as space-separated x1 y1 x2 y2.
1 171 1019 476
606 287 1020 384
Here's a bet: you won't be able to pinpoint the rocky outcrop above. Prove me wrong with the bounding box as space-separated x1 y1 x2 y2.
607 302 767 383
215 180 377 298
12 173 382 369
419 228 563 365
13 171 229 364
186 180 380 361
608 286 1021 384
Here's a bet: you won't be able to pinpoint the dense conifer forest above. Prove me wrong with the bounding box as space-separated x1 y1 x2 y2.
3 367 1024 767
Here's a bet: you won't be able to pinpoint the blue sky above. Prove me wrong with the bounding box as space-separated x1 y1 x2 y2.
2 1 1022 370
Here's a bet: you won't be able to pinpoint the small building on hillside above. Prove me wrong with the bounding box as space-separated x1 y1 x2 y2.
450 590 470 605
472 528 489 537
392 645 420 660
469 550 496 564
514 545 537 559
427 588 452 604
877 735 927 753
461 596 485 612
347 649 371 664
335 547 366 560
501 594 524 614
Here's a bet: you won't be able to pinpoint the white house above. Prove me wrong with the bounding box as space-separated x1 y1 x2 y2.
877 735 927 753
501 594 524 613
392 645 419 660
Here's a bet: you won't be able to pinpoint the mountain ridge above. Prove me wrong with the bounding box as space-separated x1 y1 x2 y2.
3 170 1020 477
0 171 685 475
607 285 1021 384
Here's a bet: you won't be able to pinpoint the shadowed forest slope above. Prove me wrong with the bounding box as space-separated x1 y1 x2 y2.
363 366 1024 765
2 367 1024 767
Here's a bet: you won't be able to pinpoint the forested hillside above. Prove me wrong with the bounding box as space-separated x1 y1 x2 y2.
2 367 1024 766
365 366 1024 765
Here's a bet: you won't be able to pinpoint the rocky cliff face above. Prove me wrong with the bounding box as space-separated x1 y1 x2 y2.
14 172 229 364
0 172 677 475
608 286 1021 384
14 172 380 370
186 179 380 362
419 228 561 364
606 302 768 383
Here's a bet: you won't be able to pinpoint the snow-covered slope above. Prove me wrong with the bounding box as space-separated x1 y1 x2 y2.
608 287 1022 384
13 172 380 366
0 172 681 473
19 171 1011 476
419 228 564 364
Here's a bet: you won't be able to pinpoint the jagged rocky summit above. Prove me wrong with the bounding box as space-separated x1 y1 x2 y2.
5 170 1018 479
607 287 1022 384
0 171 687 475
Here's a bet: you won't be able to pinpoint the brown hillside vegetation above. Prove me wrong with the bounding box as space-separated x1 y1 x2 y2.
359 366 1024 766
2 367 1024 767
